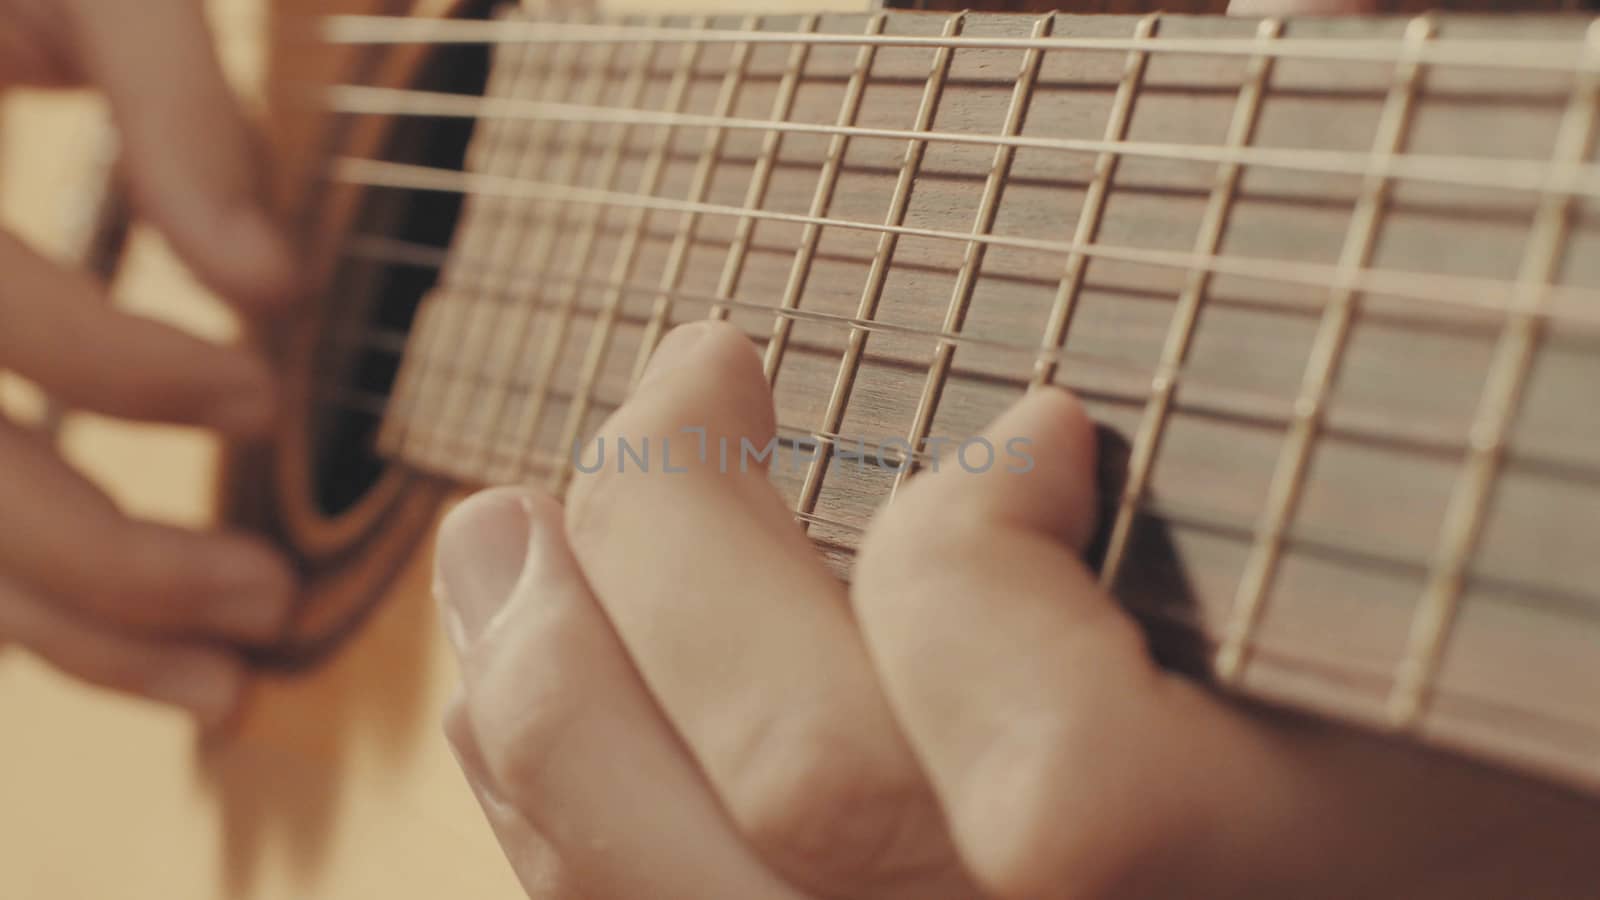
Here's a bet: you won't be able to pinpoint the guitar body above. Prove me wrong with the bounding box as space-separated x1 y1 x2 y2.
3 0 1599 897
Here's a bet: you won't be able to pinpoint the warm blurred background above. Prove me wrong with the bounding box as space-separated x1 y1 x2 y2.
0 2 521 897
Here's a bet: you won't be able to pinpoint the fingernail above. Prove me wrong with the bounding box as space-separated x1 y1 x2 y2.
435 488 536 650
639 321 713 387
144 655 244 732
208 546 297 643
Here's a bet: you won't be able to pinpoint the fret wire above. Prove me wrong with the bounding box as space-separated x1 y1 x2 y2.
499 35 668 486
1030 14 1156 390
332 378 1600 742
318 16 1600 75
346 221 1600 500
551 16 788 493
513 37 678 481
492 15 707 483
890 12 1063 502
1219 16 1435 684
324 84 1600 200
402 38 537 466
363 365 1600 645
372 41 519 457
794 13 966 525
330 157 1600 328
761 13 886 385
711 14 819 327
387 32 539 461
376 290 441 453
344 233 1600 418
1099 18 1282 592
422 31 592 474
342 245 1600 480
621 20 762 392
1388 22 1600 729
345 237 1345 437
451 31 633 478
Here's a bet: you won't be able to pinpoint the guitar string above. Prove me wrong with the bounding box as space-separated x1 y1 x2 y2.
338 230 1544 342
297 14 1600 756
310 372 1600 632
321 85 1600 202
314 15 1600 75
312 253 1600 745
327 232 1600 485
311 225 1600 628
1223 15 1436 682
317 368 1600 758
886 10 1080 504
318 359 1600 746
1097 15 1284 594
329 156 1600 330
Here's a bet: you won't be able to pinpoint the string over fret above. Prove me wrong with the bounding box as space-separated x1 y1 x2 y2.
761 14 888 384
380 26 544 461
710 15 822 329
1218 15 1435 682
892 11 1069 499
793 12 967 525
622 19 761 391
1388 21 1600 728
364 10 1600 794
1030 15 1157 389
432 31 608 472
1099 16 1283 591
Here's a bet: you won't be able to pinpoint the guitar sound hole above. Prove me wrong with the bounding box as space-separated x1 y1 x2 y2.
306 37 490 519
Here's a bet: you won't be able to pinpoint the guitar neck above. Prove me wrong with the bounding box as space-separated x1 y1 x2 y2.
321 9 1600 793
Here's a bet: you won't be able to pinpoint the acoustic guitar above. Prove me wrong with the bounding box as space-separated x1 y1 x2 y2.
2 0 1599 896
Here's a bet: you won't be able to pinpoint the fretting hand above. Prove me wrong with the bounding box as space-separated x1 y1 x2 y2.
0 0 298 729
437 323 1600 900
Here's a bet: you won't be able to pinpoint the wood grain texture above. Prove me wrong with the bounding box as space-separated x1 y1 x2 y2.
369 9 1600 793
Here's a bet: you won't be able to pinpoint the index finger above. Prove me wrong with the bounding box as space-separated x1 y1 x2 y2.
65 0 298 311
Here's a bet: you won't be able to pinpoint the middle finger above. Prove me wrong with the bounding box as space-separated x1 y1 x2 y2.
563 322 973 900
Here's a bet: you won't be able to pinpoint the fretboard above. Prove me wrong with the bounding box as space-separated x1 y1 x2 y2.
326 8 1600 794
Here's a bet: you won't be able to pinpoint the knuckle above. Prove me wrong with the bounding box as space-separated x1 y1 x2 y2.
95 531 187 619
723 713 925 888
468 665 583 806
462 606 594 806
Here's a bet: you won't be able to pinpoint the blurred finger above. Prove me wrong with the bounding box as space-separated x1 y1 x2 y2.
0 572 243 729
0 0 79 86
0 230 276 433
564 322 973 899
64 0 298 309
0 419 295 644
437 488 808 900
